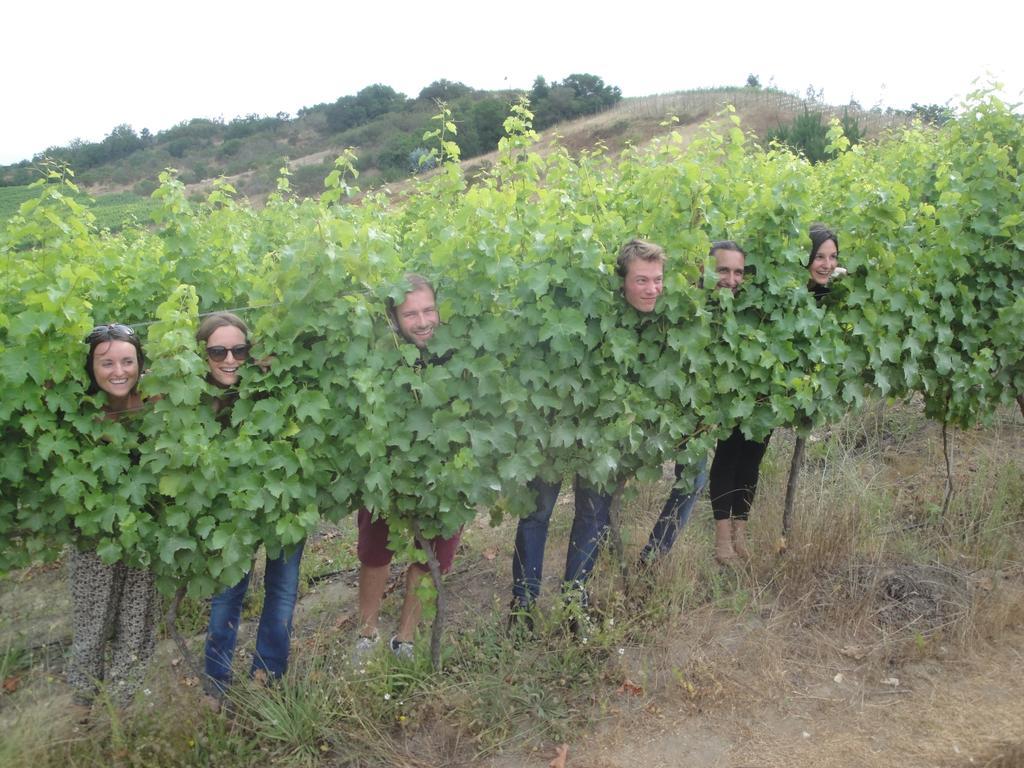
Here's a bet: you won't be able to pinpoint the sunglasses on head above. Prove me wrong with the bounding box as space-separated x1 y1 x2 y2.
85 323 136 345
206 344 251 362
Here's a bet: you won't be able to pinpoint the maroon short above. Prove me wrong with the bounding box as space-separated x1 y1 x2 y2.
357 508 461 574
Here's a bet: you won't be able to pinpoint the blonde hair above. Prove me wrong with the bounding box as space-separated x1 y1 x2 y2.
615 239 666 277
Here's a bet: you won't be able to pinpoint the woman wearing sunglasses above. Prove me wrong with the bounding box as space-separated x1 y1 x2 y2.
68 324 159 717
196 312 304 708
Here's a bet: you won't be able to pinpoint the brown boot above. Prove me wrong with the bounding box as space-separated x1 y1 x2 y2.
731 519 749 559
714 519 738 565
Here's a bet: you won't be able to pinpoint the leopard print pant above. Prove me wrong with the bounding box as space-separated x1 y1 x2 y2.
67 548 159 706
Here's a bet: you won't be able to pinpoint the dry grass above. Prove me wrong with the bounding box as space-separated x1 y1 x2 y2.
562 397 1024 768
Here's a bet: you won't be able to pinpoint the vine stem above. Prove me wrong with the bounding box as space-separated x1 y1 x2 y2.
782 434 807 540
606 477 630 579
941 421 954 517
165 584 203 681
411 523 445 672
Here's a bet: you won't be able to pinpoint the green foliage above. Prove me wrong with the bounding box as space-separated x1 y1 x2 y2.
38 124 147 172
224 113 287 140
1 95 1022 603
376 133 423 179
157 118 223 145
323 84 408 135
911 102 956 126
531 73 622 130
418 79 474 102
452 97 509 158
0 184 38 222
166 138 193 159
766 108 829 162
767 108 862 164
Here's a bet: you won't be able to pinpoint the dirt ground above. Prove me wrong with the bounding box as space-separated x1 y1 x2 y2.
2 523 1022 768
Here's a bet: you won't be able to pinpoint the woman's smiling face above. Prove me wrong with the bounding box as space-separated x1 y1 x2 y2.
809 238 839 286
91 339 140 400
206 325 248 387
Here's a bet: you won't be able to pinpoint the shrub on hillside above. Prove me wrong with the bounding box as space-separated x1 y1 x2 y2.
167 138 194 159
766 107 861 163
225 113 287 140
376 133 420 177
225 158 255 176
911 103 956 126
323 84 408 134
531 73 622 130
452 97 509 157
133 178 159 197
217 139 244 159
418 79 474 102
291 161 335 198
408 147 436 173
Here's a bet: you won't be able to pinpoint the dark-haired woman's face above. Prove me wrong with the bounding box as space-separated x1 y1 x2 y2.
206 325 247 387
92 340 139 400
809 239 839 286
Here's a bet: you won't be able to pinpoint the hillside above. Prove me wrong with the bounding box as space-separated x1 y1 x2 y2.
1 84 914 210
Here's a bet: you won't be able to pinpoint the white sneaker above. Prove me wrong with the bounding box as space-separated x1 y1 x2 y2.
389 635 414 660
352 633 380 668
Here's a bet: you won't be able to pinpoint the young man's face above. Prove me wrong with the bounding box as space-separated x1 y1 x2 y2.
395 287 439 348
713 248 745 294
622 258 664 313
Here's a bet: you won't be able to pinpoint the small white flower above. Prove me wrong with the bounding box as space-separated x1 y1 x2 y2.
143 688 152 696
618 648 625 656
608 619 615 626
384 693 391 701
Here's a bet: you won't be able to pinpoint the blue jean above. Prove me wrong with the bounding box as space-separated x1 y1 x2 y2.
512 475 613 606
204 540 305 690
640 455 708 562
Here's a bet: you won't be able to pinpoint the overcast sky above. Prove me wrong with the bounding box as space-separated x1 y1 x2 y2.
3 0 1021 165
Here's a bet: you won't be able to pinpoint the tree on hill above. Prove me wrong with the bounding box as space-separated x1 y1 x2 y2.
450 96 509 157
150 119 222 160
562 73 622 107
418 79 473 102
530 76 550 102
911 103 955 126
36 124 146 171
225 113 287 140
323 84 408 134
156 118 222 145
766 107 862 163
99 124 145 162
530 73 621 129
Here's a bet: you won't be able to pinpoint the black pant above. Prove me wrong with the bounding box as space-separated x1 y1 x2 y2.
709 426 771 521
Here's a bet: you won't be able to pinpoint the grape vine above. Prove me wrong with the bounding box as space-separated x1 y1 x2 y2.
1 90 1021 602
